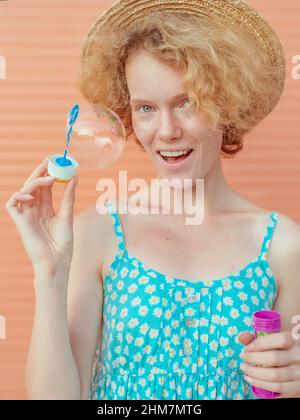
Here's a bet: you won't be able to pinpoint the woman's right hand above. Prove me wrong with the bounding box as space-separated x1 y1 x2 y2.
5 156 78 278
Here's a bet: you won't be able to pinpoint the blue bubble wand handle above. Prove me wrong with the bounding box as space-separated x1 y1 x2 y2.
62 104 80 164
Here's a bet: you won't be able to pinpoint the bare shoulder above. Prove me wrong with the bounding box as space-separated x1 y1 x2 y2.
269 212 300 329
73 205 115 259
274 212 300 252
270 212 300 287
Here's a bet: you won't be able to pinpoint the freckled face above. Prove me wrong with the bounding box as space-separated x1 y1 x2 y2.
125 48 223 182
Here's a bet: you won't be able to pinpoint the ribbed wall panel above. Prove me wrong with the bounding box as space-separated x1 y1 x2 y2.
0 0 299 399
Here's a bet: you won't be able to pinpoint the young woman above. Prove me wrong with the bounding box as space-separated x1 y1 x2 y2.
5 0 300 400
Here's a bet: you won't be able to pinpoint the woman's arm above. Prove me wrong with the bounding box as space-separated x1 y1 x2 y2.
67 208 110 400
25 208 109 400
272 214 300 333
25 271 81 400
240 214 300 398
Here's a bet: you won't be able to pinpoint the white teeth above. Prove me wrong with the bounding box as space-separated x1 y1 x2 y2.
159 149 191 157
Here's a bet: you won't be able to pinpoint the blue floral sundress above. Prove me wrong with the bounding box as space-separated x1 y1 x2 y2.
89 201 279 400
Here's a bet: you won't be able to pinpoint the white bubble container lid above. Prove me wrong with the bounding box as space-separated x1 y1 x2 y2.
47 154 79 182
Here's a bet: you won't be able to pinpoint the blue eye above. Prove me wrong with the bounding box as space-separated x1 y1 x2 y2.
136 99 190 114
138 105 153 113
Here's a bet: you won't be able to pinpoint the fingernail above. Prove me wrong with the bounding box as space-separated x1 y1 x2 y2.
240 352 245 359
244 375 253 384
45 176 55 180
24 194 34 199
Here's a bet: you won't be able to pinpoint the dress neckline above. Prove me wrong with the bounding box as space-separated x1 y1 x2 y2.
115 247 276 289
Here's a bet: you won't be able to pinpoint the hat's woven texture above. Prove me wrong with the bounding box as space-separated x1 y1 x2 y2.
82 0 286 109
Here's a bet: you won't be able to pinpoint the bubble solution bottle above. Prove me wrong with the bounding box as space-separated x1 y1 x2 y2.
251 310 281 399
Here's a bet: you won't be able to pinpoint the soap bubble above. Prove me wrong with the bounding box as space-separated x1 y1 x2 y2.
66 103 126 168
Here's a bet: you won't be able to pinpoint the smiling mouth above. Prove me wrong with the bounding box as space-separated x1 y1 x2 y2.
157 149 193 164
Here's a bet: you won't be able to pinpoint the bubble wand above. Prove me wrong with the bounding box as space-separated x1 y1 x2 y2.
48 104 80 183
47 102 126 183
56 104 80 167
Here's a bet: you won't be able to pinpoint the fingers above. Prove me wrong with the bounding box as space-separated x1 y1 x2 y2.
19 176 55 195
19 156 54 212
5 191 35 221
244 331 295 352
22 156 50 188
39 177 55 216
243 374 300 397
241 362 297 383
241 349 292 367
57 176 78 222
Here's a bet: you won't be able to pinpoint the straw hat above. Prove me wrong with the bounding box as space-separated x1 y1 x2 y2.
82 0 286 112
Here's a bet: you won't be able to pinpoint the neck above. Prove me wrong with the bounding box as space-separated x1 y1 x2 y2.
146 158 237 220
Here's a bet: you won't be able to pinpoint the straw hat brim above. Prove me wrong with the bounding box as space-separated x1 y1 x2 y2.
82 0 286 112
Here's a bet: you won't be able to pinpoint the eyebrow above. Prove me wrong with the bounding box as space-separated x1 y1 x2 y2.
130 92 188 104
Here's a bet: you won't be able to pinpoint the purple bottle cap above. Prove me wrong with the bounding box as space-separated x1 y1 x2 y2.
253 310 281 333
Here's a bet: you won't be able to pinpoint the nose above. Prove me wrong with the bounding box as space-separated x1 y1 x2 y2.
157 111 183 143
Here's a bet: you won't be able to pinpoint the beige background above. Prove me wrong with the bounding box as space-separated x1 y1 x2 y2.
0 0 299 399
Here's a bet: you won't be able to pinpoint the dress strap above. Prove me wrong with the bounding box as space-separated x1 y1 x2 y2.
259 211 279 260
105 200 126 251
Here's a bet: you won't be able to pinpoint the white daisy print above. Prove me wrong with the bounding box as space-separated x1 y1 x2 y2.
220 337 229 347
164 309 172 320
133 352 142 362
230 308 240 319
234 280 243 289
128 284 138 293
120 308 128 318
251 296 259 306
139 323 149 334
153 307 163 318
227 326 237 337
220 316 229 326
149 329 159 338
129 269 139 278
131 296 141 306
135 337 144 347
164 326 171 337
116 321 124 331
119 294 128 304
250 280 258 290
117 280 124 290
199 317 209 327
255 267 263 277
209 340 218 351
183 357 191 367
145 284 156 294
223 280 232 291
139 276 150 284
143 345 151 354
128 318 139 328
138 305 149 316
243 316 252 327
185 307 196 316
237 292 247 301
224 297 233 306
171 334 180 345
200 334 208 344
149 295 160 306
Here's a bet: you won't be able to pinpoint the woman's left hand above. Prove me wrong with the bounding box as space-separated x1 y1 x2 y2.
238 331 300 398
